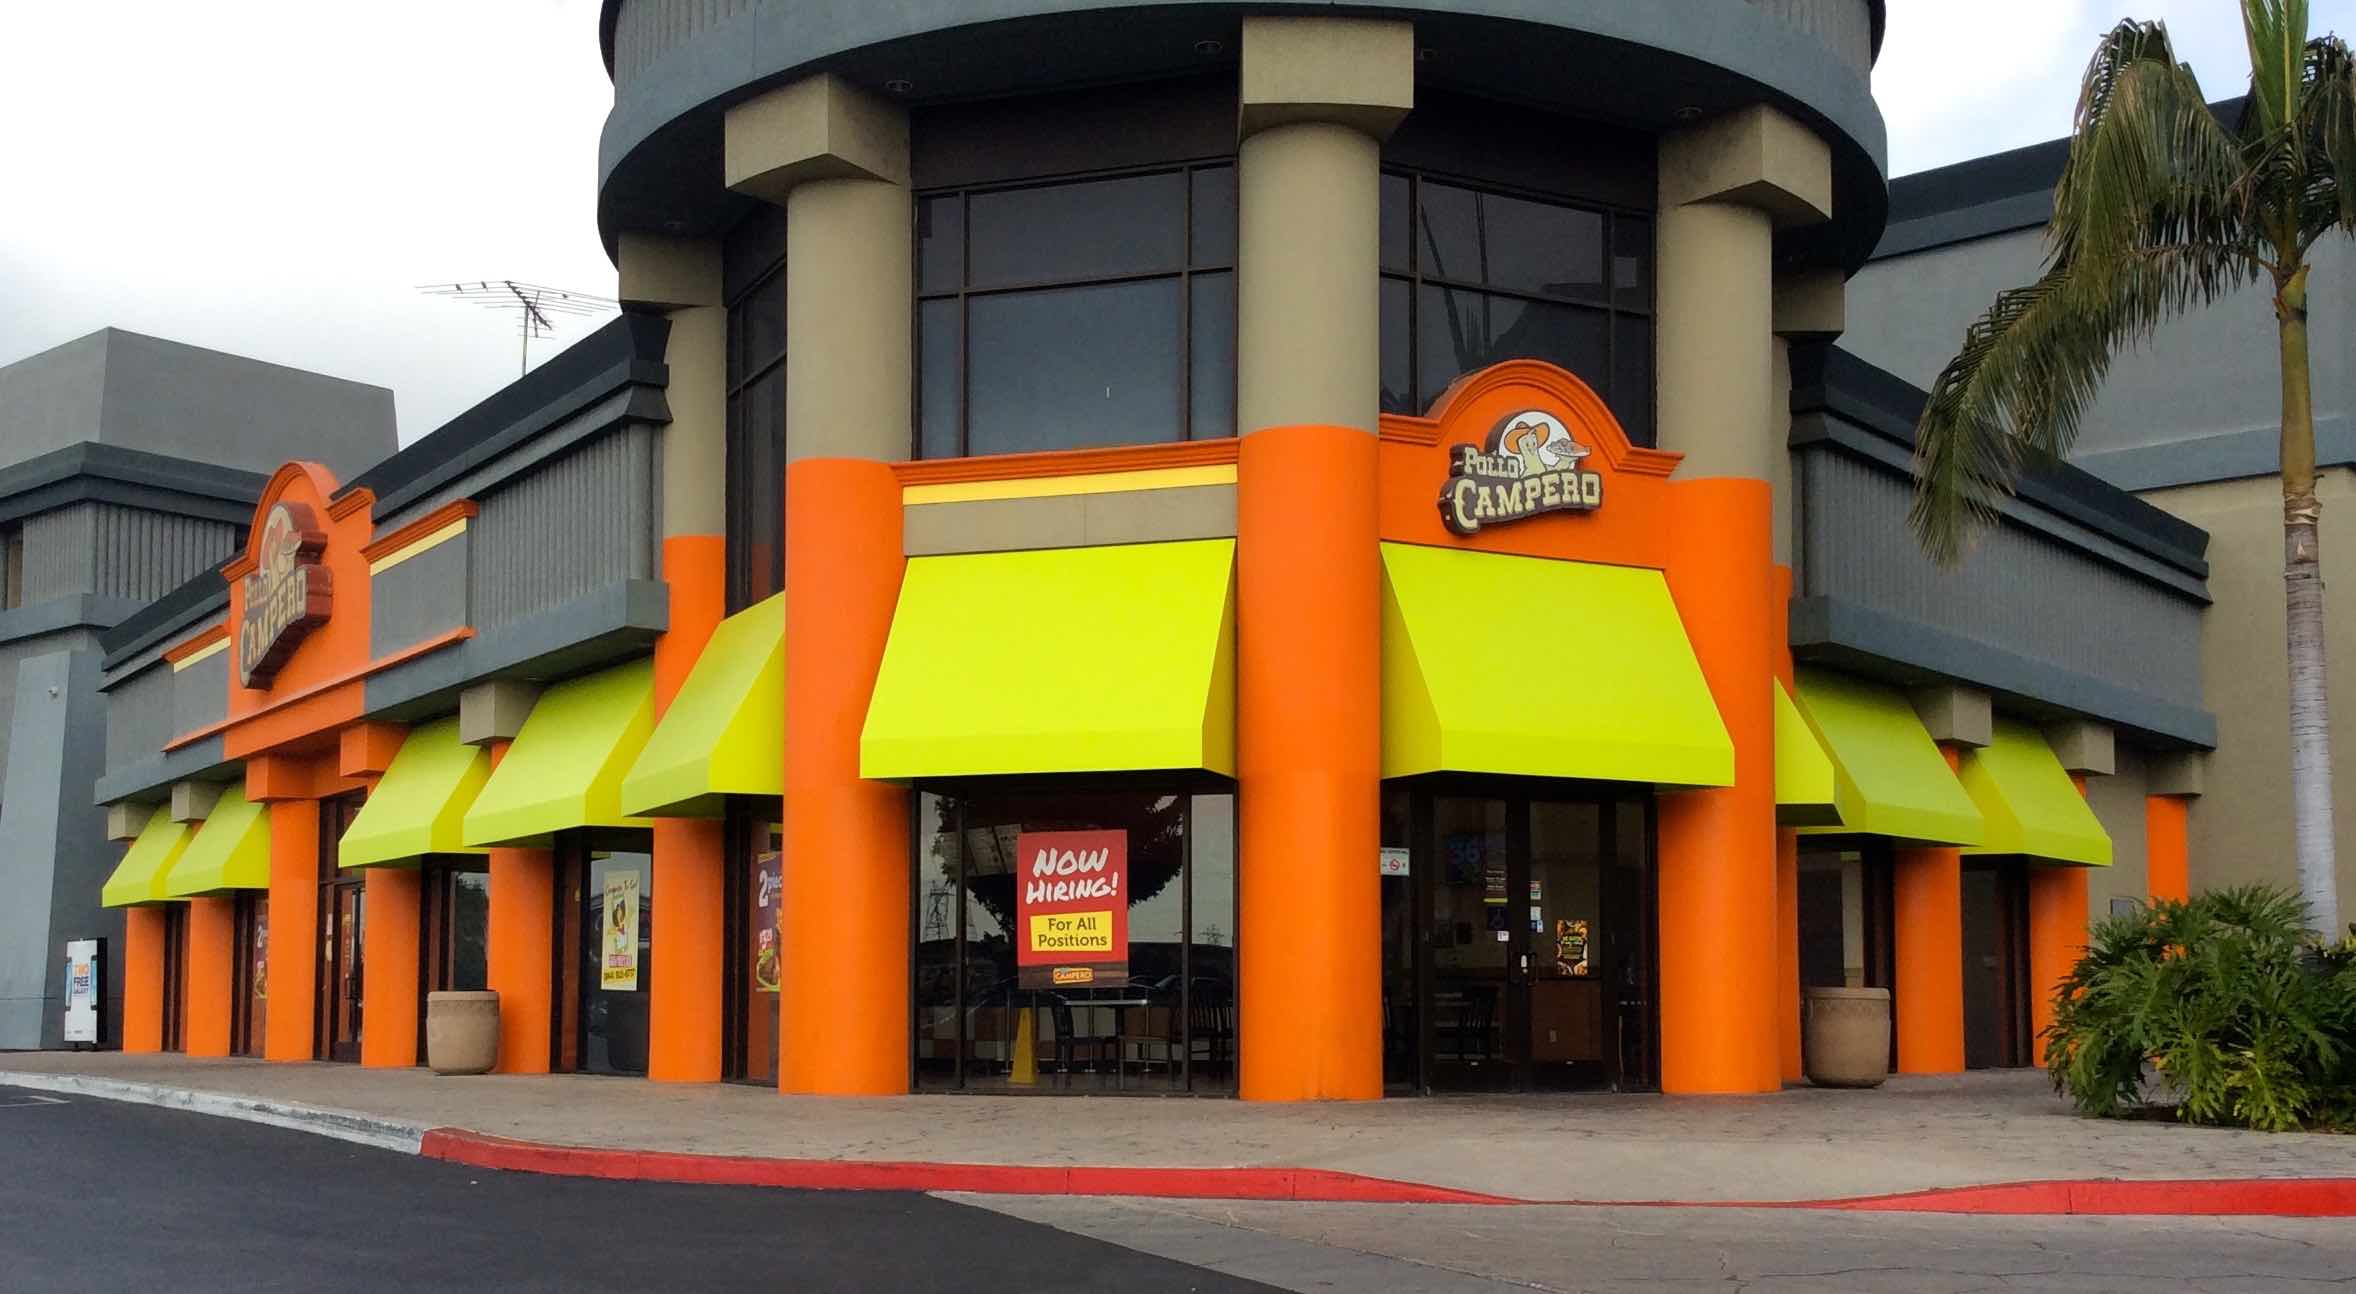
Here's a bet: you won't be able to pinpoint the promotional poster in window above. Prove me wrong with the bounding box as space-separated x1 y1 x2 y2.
1014 829 1129 989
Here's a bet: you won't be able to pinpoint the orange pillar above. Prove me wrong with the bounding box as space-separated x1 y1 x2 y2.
359 866 421 1067
184 896 237 1058
1655 477 1780 1094
2146 794 2190 903
263 798 320 1061
2026 865 2089 1066
650 532 727 1083
487 839 556 1074
122 907 166 1053
1775 827 1802 1084
779 459 907 1095
1892 841 1965 1074
1235 424 1381 1102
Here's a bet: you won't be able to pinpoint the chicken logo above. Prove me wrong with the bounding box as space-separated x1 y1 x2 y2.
237 501 332 688
1438 409 1604 535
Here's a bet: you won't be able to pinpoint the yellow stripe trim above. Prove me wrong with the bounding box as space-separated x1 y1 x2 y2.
901 464 1237 506
368 517 468 574
170 637 229 671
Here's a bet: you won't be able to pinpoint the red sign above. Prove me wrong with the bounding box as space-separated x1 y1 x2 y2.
238 501 332 688
1014 829 1128 989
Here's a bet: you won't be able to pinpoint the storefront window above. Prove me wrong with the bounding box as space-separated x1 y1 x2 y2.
914 788 1235 1093
572 845 654 1076
724 205 787 611
1379 172 1653 442
725 808 784 1085
915 164 1237 459
424 859 490 993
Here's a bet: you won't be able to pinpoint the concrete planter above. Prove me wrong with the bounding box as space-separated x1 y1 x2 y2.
426 990 500 1076
1802 986 1891 1089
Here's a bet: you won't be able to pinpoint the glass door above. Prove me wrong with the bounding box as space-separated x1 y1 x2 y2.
579 848 653 1076
160 905 188 1053
1427 797 1511 1090
316 794 365 1062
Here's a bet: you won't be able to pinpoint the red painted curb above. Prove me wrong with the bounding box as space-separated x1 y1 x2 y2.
416 1128 2356 1216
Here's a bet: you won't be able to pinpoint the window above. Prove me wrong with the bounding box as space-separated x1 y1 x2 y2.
554 836 655 1076
724 207 787 611
424 859 490 993
1379 172 1654 443
232 892 268 1057
915 164 1237 458
914 788 1235 1093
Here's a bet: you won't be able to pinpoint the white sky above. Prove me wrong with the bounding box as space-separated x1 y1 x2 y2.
2 1 2349 445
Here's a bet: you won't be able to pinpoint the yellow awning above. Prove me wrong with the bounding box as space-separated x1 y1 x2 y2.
861 539 1236 780
1776 678 1841 826
101 806 194 908
620 592 783 817
340 717 489 868
163 784 271 897
463 659 655 847
1959 720 2113 866
1381 543 1733 785
1794 668 1983 846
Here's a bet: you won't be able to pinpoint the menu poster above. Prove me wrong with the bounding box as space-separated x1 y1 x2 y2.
602 871 641 991
1013 829 1129 990
752 853 782 994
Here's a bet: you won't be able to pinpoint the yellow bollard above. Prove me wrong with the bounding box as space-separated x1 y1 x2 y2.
1010 1006 1039 1086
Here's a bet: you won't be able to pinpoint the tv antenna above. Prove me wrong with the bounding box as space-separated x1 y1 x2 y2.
417 280 619 375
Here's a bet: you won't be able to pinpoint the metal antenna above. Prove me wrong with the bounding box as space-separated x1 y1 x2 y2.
417 280 619 375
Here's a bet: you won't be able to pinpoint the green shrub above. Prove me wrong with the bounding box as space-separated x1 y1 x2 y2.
2044 884 2356 1132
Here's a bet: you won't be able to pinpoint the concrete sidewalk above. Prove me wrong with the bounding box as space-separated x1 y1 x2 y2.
5 1052 2351 1206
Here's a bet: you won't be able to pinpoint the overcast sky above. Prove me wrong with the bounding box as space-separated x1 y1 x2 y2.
3 1 2348 444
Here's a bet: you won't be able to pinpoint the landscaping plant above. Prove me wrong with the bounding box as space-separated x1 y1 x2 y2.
2045 884 2356 1131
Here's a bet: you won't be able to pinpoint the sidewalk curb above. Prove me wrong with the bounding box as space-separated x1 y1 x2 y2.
14 1069 2355 1216
0 1069 427 1154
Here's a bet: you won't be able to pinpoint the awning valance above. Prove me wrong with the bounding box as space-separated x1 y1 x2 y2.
163 784 270 898
1794 668 1983 846
860 539 1237 781
101 806 194 908
620 592 783 817
463 659 655 847
1381 543 1733 786
1775 678 1841 826
1959 720 2113 866
340 717 489 868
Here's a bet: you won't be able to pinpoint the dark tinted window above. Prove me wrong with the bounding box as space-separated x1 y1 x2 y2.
1379 173 1654 444
916 162 1235 458
725 212 787 610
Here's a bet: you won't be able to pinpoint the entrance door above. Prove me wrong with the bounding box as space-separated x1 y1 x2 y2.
160 904 188 1053
317 795 366 1062
1961 861 2030 1068
1403 789 1657 1093
578 848 653 1076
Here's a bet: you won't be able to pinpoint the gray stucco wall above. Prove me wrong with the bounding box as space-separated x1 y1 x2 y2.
371 532 472 660
0 648 115 1050
0 328 397 479
0 626 101 789
105 662 174 778
170 652 229 747
1845 229 2356 491
471 425 659 632
18 503 238 606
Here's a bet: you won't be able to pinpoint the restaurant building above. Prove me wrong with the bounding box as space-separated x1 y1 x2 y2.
93 0 2217 1098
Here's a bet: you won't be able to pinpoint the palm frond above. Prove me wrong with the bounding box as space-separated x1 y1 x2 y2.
2298 34 2356 237
2244 0 2312 135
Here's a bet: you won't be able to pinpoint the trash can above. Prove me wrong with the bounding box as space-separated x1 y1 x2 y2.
1802 986 1891 1088
426 989 501 1075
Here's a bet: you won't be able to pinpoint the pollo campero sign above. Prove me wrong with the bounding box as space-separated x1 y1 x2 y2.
1438 408 1604 535
238 501 333 688
1013 829 1129 989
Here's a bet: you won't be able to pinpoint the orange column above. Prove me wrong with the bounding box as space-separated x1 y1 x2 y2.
2026 865 2089 1066
184 896 237 1057
359 866 421 1067
1892 839 1965 1075
779 459 907 1095
1655 477 1780 1094
263 798 320 1061
122 907 166 1053
1235 424 1381 1101
650 532 727 1083
2146 794 2190 903
487 842 556 1075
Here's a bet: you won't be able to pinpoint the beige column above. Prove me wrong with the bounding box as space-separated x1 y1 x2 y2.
618 235 727 538
1232 16 1412 1102
1656 106 1833 483
726 73 913 1094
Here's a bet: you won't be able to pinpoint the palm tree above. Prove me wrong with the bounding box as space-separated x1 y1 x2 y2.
1909 1 2352 935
